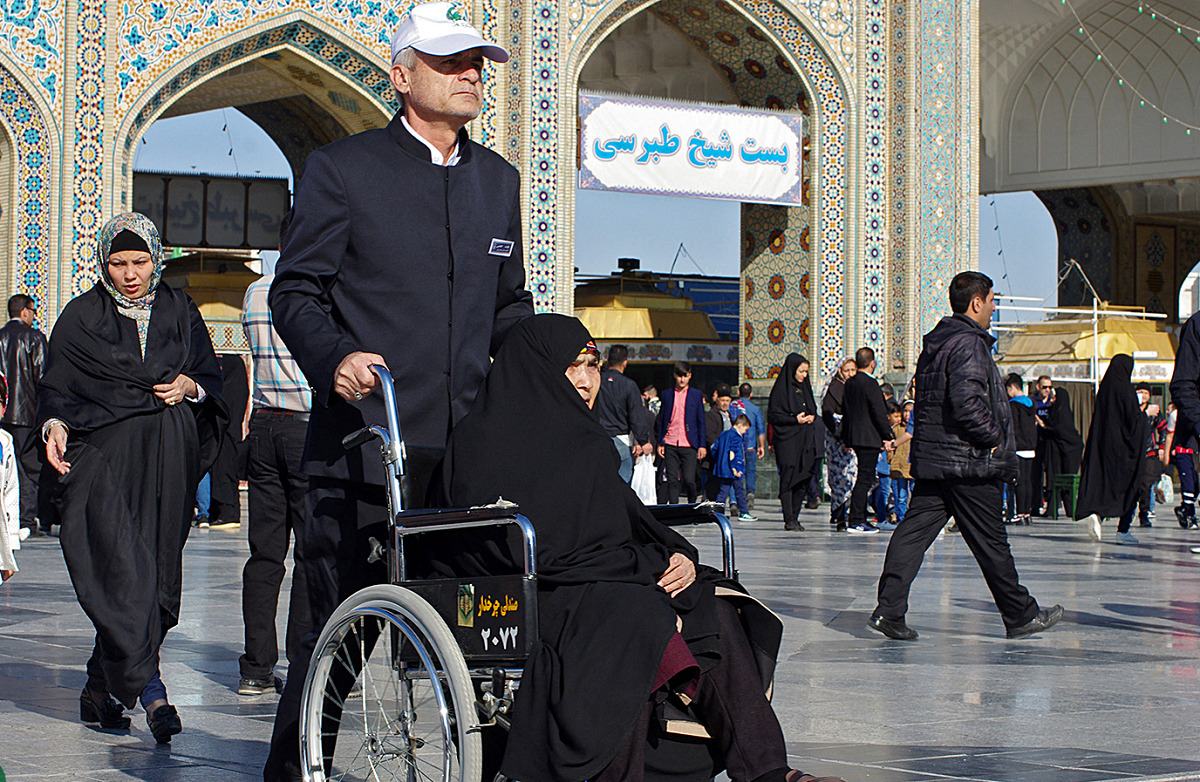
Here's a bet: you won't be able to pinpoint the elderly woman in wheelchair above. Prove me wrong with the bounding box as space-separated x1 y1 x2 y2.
298 314 844 782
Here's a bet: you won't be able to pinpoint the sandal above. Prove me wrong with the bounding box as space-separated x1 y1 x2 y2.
146 702 182 744
80 687 131 730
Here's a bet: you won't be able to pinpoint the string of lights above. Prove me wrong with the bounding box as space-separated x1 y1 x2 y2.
1060 0 1200 135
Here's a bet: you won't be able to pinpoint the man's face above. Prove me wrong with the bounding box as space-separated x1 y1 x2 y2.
717 395 732 412
674 372 691 390
968 290 996 328
642 387 657 401
1006 384 1020 399
566 353 601 409
392 48 485 128
1037 380 1052 400
1137 389 1150 407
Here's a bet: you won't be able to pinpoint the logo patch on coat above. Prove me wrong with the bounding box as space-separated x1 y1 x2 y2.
488 238 514 257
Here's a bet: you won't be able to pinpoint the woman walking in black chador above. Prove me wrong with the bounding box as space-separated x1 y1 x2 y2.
768 354 819 531
37 213 227 743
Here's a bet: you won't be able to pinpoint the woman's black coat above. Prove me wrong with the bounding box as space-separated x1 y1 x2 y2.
35 283 226 706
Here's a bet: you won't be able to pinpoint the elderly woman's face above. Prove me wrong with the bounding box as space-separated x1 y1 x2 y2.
107 250 154 299
840 360 857 381
566 352 601 409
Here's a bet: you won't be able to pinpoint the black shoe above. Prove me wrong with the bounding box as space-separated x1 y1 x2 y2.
147 703 182 744
80 688 131 729
1176 506 1190 528
868 614 918 641
1138 518 1153 528
783 521 804 531
1006 604 1065 639
805 497 821 509
238 675 283 695
835 521 847 532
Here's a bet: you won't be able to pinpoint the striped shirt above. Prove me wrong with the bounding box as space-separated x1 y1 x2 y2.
242 276 312 413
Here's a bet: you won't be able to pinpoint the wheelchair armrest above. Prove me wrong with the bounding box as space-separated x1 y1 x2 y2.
646 502 736 580
392 506 537 577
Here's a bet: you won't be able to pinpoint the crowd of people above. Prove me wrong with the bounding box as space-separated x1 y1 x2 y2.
3 3 1200 781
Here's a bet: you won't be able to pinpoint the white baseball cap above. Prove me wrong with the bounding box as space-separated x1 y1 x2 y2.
390 2 509 64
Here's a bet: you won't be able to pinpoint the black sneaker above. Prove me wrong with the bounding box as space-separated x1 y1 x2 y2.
847 522 879 535
1176 506 1190 528
238 675 283 695
868 613 918 640
1006 604 1065 639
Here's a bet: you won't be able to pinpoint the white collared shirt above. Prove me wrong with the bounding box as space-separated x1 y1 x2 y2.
400 115 461 166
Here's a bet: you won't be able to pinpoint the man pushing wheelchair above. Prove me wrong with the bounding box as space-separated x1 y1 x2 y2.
266 3 846 781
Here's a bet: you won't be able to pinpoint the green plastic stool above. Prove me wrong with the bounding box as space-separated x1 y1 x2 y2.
1050 473 1080 519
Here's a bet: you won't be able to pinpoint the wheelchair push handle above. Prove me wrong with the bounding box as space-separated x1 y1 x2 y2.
339 365 406 517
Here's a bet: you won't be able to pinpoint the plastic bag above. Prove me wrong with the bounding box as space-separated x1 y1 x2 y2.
631 453 657 505
1156 473 1174 504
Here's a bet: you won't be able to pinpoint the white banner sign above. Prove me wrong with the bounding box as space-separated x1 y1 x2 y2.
578 93 804 206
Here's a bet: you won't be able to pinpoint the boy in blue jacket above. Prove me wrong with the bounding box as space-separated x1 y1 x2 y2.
713 415 756 520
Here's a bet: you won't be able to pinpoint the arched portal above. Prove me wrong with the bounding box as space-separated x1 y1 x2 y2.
563 0 852 378
84 19 397 300
0 61 56 316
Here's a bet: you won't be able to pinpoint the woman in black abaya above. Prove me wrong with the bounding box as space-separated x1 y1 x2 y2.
37 212 226 743
439 314 842 782
768 354 818 532
1043 385 1085 514
1076 354 1147 543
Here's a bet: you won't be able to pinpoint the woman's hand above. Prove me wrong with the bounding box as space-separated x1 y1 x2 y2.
658 552 696 598
154 374 198 406
46 424 70 475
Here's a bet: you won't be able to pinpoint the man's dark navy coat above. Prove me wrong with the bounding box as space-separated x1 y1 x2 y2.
270 116 533 486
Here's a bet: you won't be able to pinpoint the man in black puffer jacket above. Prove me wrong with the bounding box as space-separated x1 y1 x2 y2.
868 271 1063 641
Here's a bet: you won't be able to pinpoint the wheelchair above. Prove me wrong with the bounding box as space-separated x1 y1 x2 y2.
298 366 740 782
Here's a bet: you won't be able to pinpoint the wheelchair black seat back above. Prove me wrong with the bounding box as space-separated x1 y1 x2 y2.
297 366 741 782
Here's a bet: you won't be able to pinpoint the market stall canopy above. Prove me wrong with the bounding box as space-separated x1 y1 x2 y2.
999 310 1176 384
574 275 720 343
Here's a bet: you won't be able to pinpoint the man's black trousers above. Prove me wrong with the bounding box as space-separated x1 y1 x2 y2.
662 444 699 503
875 478 1040 630
264 449 443 782
849 447 880 525
240 410 312 682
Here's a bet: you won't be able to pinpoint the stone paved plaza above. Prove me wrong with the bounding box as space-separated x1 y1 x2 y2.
2 500 1200 781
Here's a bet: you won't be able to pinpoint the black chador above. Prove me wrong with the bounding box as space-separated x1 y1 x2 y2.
437 314 800 782
1076 354 1147 520
36 257 225 707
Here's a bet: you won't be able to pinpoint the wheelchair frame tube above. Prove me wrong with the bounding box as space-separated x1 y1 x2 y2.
370 364 408 583
712 511 737 580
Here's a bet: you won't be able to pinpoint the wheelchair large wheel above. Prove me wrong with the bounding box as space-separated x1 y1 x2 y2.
299 585 483 782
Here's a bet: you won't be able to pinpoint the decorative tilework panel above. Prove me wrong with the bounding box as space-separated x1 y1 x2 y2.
0 68 52 308
860 0 887 354
478 0 500 148
115 0 422 115
568 0 855 78
1035 187 1114 307
528 0 558 312
73 0 105 295
915 0 964 328
651 0 805 112
889 0 908 369
741 201 810 380
0 0 63 106
506 0 523 166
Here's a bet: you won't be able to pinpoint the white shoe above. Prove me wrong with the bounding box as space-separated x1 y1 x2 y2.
1087 514 1102 542
17 527 30 542
1191 546 1200 554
